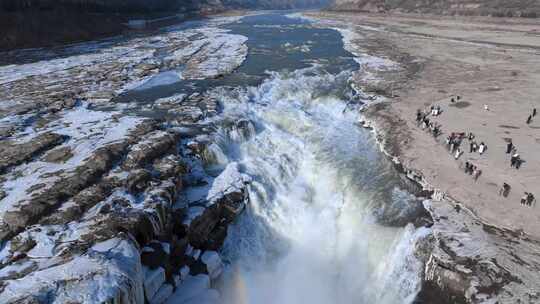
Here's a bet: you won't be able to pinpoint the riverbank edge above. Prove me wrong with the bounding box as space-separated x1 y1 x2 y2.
301 11 540 303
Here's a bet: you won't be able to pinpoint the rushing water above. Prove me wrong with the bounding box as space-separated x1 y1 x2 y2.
116 12 429 304
178 13 429 304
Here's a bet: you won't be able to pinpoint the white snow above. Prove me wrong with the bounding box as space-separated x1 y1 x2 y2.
161 242 171 255
154 93 187 108
0 104 143 222
180 266 190 281
165 274 212 304
191 249 201 260
181 290 220 304
336 28 397 71
150 283 174 304
134 71 182 91
164 27 248 80
206 162 250 205
1 238 144 304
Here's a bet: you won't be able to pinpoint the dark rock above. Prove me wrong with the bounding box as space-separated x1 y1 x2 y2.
42 146 73 163
123 131 179 170
0 132 67 174
187 205 223 249
125 169 153 193
40 177 119 225
2 142 127 241
205 224 228 251
189 259 208 276
153 154 188 180
141 241 168 269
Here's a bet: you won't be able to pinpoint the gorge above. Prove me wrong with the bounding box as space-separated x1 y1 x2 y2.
1 3 540 304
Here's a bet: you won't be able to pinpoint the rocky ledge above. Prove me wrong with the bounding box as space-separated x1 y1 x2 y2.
0 16 253 304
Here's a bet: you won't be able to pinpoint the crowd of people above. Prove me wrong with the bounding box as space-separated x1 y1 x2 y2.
416 107 441 138
464 161 482 181
412 99 536 208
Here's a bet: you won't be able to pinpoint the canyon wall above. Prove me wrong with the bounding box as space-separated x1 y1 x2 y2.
330 0 540 17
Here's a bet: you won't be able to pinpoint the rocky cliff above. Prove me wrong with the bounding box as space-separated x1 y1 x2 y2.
330 0 540 17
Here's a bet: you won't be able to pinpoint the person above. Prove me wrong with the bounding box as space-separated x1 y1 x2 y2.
527 193 536 206
455 148 462 160
469 141 474 153
534 108 537 117
516 155 523 169
473 168 482 181
465 162 471 173
479 142 486 155
521 193 528 205
469 165 475 175
499 183 511 197
468 132 474 141
506 141 513 154
451 97 455 103
527 115 532 124
511 153 519 168
433 125 440 137
472 141 478 152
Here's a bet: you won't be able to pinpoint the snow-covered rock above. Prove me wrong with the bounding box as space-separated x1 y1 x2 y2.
0 237 144 304
144 266 166 301
150 283 174 304
201 251 223 280
180 266 190 281
206 162 251 206
192 249 202 260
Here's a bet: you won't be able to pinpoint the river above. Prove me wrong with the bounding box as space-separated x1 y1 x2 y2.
0 11 430 304
141 12 429 304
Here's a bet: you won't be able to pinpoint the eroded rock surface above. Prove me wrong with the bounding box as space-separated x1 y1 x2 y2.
0 15 251 304
414 200 540 304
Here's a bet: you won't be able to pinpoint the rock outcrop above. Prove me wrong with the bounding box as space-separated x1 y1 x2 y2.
413 200 540 304
0 15 252 303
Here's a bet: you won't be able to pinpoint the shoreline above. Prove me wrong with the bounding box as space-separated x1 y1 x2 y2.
304 10 540 303
305 9 540 238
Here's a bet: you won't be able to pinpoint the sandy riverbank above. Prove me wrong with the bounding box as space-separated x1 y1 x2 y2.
306 11 540 239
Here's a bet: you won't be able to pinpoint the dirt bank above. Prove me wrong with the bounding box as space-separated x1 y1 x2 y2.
307 10 540 238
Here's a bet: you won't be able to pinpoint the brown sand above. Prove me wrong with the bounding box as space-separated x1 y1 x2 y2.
308 12 540 237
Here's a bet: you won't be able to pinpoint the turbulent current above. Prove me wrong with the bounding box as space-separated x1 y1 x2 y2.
163 13 430 304
213 67 429 304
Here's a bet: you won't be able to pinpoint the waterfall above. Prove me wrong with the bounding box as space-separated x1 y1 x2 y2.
213 65 429 304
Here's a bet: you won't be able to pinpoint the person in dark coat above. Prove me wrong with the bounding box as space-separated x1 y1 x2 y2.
506 141 514 154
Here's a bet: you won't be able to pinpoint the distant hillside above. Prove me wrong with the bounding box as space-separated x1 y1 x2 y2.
330 0 540 17
0 0 329 51
0 0 327 13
